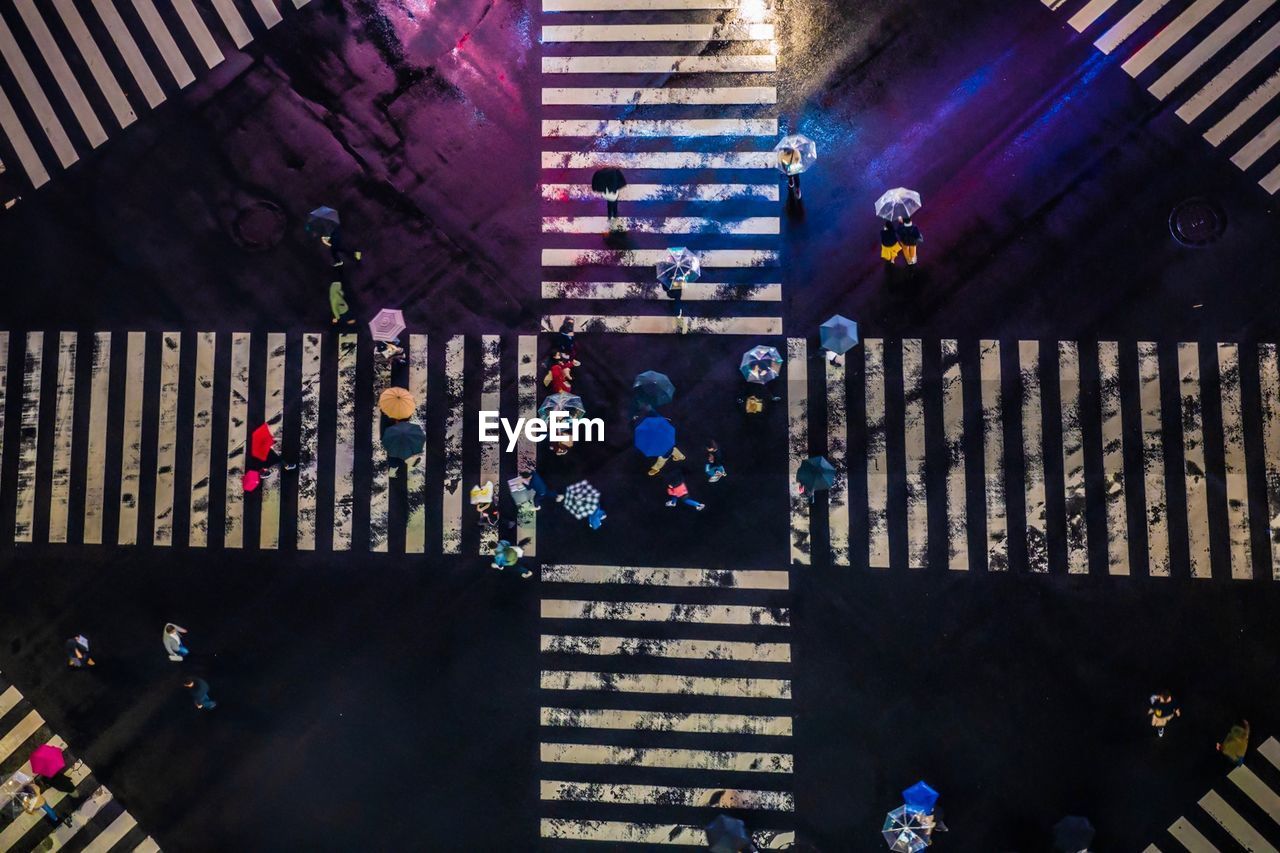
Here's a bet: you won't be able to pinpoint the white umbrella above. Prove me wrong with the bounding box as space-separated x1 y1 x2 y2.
875 188 922 221
369 308 406 342
774 134 818 175
656 247 701 289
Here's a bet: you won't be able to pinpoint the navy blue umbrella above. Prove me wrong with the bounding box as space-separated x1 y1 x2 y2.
633 371 675 407
705 815 751 853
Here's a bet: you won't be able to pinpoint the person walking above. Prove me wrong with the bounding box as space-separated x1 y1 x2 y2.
65 635 94 669
163 624 190 662
666 474 705 511
1217 719 1250 766
322 227 362 267
492 539 532 578
591 167 626 230
548 362 573 393
896 215 923 265
779 147 802 200
705 440 726 482
648 445 686 476
184 677 217 710
1149 691 1180 737
519 468 562 510
880 220 902 264
16 782 60 825
329 278 357 326
588 506 608 530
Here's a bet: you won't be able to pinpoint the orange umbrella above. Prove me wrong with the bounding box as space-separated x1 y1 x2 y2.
379 387 415 420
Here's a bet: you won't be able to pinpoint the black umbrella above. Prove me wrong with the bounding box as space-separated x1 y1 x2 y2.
797 456 836 491
381 422 425 460
633 371 675 408
1052 816 1095 852
591 167 626 194
306 206 340 237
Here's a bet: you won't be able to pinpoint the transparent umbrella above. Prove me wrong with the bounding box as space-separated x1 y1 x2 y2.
882 806 931 852
774 134 818 176
740 345 784 384
656 247 701 290
875 187 922 221
539 393 586 421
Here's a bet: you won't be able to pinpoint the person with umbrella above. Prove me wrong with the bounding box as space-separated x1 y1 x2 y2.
819 315 859 367
797 456 837 504
896 216 924 266
248 423 295 479
1052 816 1094 852
666 472 705 511
875 188 924 266
632 370 675 422
491 539 532 578
635 416 685 476
657 247 699 321
706 814 757 853
370 308 408 366
563 481 607 530
881 220 902 265
15 781 60 825
65 634 94 669
382 421 426 478
592 167 626 228
775 133 817 202
306 206 363 267
30 744 77 795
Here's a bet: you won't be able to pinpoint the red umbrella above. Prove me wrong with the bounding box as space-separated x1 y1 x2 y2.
250 424 274 461
29 745 65 776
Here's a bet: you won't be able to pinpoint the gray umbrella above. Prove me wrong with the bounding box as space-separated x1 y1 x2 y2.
306 206 340 237
820 315 860 354
381 422 425 459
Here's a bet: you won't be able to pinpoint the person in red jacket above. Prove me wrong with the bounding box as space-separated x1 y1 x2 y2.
549 362 573 393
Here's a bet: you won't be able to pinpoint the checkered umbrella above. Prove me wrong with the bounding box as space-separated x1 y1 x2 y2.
562 481 600 520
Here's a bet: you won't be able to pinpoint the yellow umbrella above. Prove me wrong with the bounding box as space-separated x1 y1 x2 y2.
379 387 415 420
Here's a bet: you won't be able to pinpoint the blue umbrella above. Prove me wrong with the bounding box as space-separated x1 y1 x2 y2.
902 780 939 813
634 417 676 457
820 315 860 354
705 814 751 853
797 456 837 491
633 371 675 407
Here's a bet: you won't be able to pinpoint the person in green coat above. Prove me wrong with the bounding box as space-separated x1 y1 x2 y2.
329 279 356 326
1218 720 1250 766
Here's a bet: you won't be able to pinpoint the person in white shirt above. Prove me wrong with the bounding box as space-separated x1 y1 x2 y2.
162 624 189 662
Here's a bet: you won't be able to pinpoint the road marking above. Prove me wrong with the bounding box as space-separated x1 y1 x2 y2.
1229 764 1280 826
169 0 224 68
1149 0 1275 100
48 0 136 127
90 0 165 109
46 784 112 848
542 599 789 625
1199 789 1277 852
260 333 285 550
153 333 180 546
209 0 254 48
866 339 889 567
333 334 357 551
0 83 47 186
544 248 778 267
0 709 44 763
543 86 776 106
297 333 321 551
941 340 967 570
117 331 147 544
13 0 110 147
80 808 137 853
543 182 779 202
370 351 391 554
1095 0 1171 54
1138 342 1169 576
249 0 284 28
542 216 780 234
223 332 250 548
130 0 196 87
544 0 740 8
541 780 793 810
540 564 790 588
541 670 791 698
517 336 538 556
542 280 779 301
1099 341 1128 575
48 332 76 544
83 333 111 544
787 338 810 565
0 751 91 847
1218 344 1253 579
480 336 501 556
827 353 849 565
1207 67 1280 147
1262 161 1280 194
541 819 793 846
543 54 777 74
543 118 778 137
0 686 18 719
1069 0 1123 31
542 151 777 169
1180 344 1212 578
541 314 782 335
14 332 42 542
904 339 928 569
1260 736 1280 770
1060 341 1089 573
0 336 4 508
1259 344 1280 578
1180 21 1280 123
133 837 161 853
1231 113 1280 170
541 634 792 662
540 707 792 735
1021 341 1047 572
541 742 792 772
542 23 775 41
1121 0 1227 77
980 340 1007 571
443 335 464 555
0 13 77 166
1167 819 1220 853
406 334 430 554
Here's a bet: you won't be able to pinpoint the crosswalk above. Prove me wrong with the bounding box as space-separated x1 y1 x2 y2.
0 0 310 197
1148 735 1280 851
540 0 784 332
538 564 796 848
825 338 1280 578
0 671 159 853
1043 0 1280 193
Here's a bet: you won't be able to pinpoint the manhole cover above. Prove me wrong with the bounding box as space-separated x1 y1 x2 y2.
1169 197 1226 247
231 200 286 251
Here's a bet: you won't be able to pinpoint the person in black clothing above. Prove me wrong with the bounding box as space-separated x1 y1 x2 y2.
322 227 362 267
896 215 923 265
1148 691 1180 737
880 220 902 264
184 677 217 710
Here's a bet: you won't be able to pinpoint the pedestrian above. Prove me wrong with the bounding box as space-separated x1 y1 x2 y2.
163 623 189 662
249 443 296 478
374 339 407 366
519 468 562 510
705 440 726 482
591 167 626 229
896 215 923 265
1217 719 1250 766
184 677 216 710
321 226 362 267
547 362 573 393
492 539 532 578
665 473 705 511
880 220 902 264
780 147 802 200
1149 691 1180 737
588 506 608 530
329 278 357 326
65 635 94 669
648 445 686 476
551 318 577 363
16 782 60 825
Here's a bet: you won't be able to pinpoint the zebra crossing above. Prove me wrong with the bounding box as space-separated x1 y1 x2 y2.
1146 736 1280 851
0 671 159 853
540 0 785 333
537 563 796 848
0 0 310 197
825 338 1280 578
1043 0 1280 193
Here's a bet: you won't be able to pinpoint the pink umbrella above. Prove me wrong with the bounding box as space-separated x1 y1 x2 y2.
369 308 406 342
29 745 65 776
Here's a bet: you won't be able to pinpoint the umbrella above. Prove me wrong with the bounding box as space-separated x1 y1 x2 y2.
379 387 415 420
633 371 675 408
656 247 700 290
250 423 274 461
740 345 783 384
591 167 626 194
539 393 586 421
562 481 600 520
875 187 922 221
306 206 340 237
883 806 930 852
369 308 406 342
820 315 860 354
797 456 836 491
381 422 425 459
29 745 65 777
634 417 676 458
705 814 751 853
902 781 939 813
774 134 817 175
1053 816 1095 852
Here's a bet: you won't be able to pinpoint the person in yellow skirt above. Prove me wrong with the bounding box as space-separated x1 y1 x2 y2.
880 220 902 264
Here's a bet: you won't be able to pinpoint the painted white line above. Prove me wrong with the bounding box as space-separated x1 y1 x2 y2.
516 336 538 556
443 335 464 555
0 709 44 764
48 332 76 544
540 707 792 735
980 340 1007 571
249 0 284 28
1229 764 1280 826
1180 343 1212 578
80 810 137 853
1199 789 1276 852
541 742 792 772
541 820 793 847
1261 161 1280 194
297 333 321 551
866 339 889 567
541 669 791 698
1259 344 1280 578
13 333 41 543
1021 341 1047 572
0 82 48 186
542 23 775 42
209 0 254 48
941 340 968 570
370 352 391 554
827 354 849 566
544 182 779 202
130 0 196 87
1179 21 1280 124
545 0 739 8
260 333 285 550
45 784 113 848
117 331 147 545
90 0 165 109
1231 113 1280 170
51 0 135 128
1206 66 1280 147
1138 342 1169 577
0 686 19 719
788 338 810 565
1098 341 1128 575
542 598 789 625
169 0 224 68
0 751 91 847
1060 342 1088 573
83 333 111 545
541 634 792 662
1260 736 1280 770
333 334 357 550
540 563 790 588
543 118 778 137
1169 817 1218 852
153 332 180 546
904 339 928 569
543 280 779 301
543 54 777 74
540 780 794 811
405 334 430 554
13 0 110 146
542 314 782 335
543 150 777 169
1094 0 1172 54
1218 344 1253 579
542 216 780 234
543 86 776 105
0 336 4 515
133 837 161 853
189 332 216 546
1068 0 1123 32
1149 0 1275 100
223 332 250 549
1122 0 1228 78
480 335 501 556
0 14 77 166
